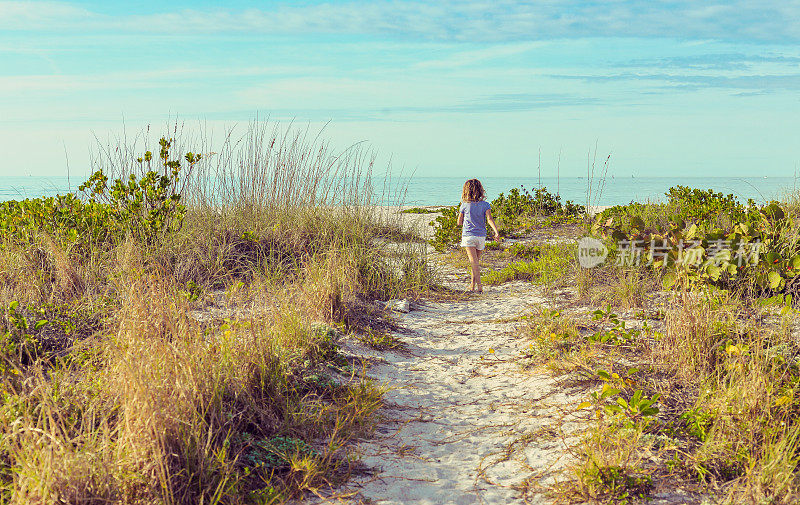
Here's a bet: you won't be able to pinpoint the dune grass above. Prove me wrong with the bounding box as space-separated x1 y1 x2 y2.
528 193 800 504
0 121 430 503
482 243 575 287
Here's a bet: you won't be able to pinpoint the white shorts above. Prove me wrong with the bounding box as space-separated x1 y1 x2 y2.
460 236 486 250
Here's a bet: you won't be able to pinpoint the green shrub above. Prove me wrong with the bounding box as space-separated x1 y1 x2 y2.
0 195 115 247
492 187 536 230
429 206 461 252
78 138 200 246
597 186 759 237
0 137 198 250
492 186 585 232
666 185 756 224
594 198 800 300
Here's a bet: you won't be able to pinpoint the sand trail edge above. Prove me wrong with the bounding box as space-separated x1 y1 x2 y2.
309 281 586 505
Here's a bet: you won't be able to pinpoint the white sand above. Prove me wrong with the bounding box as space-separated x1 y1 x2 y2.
305 212 701 504
588 205 612 216
311 271 586 504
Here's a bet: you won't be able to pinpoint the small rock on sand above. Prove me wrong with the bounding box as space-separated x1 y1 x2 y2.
384 299 411 313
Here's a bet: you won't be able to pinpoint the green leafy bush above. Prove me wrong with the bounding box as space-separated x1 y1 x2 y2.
492 186 585 231
492 187 536 230
0 194 115 247
78 138 200 245
666 185 756 224
429 206 461 252
597 185 758 237
0 137 198 249
594 198 800 299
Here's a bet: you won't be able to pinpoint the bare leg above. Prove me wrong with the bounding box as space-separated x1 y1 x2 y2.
475 248 483 292
465 246 480 291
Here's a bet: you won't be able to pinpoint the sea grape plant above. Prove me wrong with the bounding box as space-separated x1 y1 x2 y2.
593 192 800 299
79 138 200 245
492 186 585 230
0 138 200 249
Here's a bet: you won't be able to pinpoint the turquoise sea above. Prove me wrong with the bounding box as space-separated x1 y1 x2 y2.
389 176 798 207
1 175 797 207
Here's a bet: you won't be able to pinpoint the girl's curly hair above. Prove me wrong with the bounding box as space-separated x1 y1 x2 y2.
462 179 485 202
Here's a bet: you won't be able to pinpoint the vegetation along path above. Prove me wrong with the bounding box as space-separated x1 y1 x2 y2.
317 280 584 504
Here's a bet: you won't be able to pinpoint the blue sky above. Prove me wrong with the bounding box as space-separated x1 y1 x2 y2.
1 0 799 177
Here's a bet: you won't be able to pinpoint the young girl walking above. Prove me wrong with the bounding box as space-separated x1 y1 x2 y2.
457 179 500 293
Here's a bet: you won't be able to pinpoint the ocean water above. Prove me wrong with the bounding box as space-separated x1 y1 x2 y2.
0 176 75 202
1 175 796 207
377 176 798 207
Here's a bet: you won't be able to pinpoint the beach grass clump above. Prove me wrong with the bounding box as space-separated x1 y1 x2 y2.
2 275 383 503
483 243 575 286
520 308 586 369
642 290 800 503
548 272 800 502
0 120 428 503
400 207 439 214
356 327 405 350
584 267 660 309
563 424 654 503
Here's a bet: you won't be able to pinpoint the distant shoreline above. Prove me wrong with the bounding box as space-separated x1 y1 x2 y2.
393 204 612 215
1 175 796 208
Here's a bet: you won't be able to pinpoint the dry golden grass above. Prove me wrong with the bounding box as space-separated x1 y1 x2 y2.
0 120 429 504
520 229 800 503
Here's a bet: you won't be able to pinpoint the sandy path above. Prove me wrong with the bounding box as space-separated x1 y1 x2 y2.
316 279 586 504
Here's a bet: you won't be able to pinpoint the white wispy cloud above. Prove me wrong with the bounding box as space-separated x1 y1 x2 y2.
0 64 330 94
616 53 800 71
0 1 93 28
2 0 800 43
413 42 548 69
235 72 600 121
550 72 800 93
